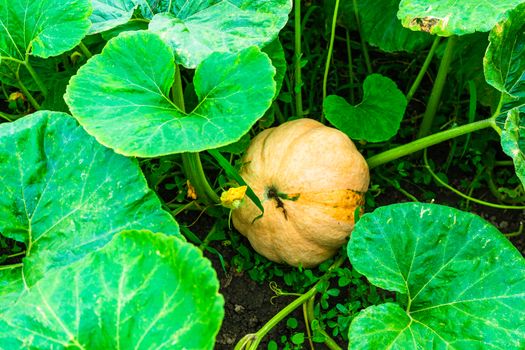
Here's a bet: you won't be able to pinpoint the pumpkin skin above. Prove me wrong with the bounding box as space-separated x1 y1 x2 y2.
232 118 369 267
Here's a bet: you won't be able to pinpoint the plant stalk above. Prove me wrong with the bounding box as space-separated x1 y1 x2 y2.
24 59 48 97
0 110 16 122
294 0 304 118
322 0 341 119
171 65 219 205
78 41 93 59
367 118 495 169
0 263 23 271
17 79 40 110
182 153 220 204
406 36 440 103
423 149 525 210
417 36 457 138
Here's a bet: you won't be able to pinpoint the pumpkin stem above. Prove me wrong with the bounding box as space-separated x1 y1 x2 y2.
267 186 289 219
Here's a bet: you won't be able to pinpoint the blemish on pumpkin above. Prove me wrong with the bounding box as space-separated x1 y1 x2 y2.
267 186 289 219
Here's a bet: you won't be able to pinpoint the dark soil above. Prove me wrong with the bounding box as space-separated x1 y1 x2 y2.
207 244 306 349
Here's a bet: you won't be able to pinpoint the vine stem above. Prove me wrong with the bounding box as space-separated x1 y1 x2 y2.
294 0 304 118
78 41 93 59
0 263 23 271
322 0 341 121
367 118 496 169
24 58 48 97
17 78 40 110
171 65 219 205
0 110 17 122
234 255 346 350
417 36 457 138
406 36 440 103
423 149 525 210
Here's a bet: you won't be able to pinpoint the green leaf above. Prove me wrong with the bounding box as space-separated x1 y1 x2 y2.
0 230 224 349
0 269 23 314
398 0 524 36
89 0 137 35
136 0 214 19
148 0 292 68
340 0 433 53
0 0 91 61
348 203 525 349
324 74 407 142
501 109 525 188
0 111 179 289
263 39 287 98
484 2 525 115
65 31 276 157
217 133 251 155
443 33 500 110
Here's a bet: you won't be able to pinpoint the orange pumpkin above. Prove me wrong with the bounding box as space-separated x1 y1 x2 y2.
232 118 369 267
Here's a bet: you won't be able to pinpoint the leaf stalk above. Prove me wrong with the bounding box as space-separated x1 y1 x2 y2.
406 36 440 103
294 0 304 118
367 118 495 169
417 36 457 138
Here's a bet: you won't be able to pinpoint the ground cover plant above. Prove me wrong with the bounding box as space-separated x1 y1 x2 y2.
0 0 524 349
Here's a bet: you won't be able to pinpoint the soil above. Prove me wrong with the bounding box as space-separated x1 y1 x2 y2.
208 244 307 349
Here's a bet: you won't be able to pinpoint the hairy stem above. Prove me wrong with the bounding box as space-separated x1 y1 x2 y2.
417 36 457 138
367 118 495 169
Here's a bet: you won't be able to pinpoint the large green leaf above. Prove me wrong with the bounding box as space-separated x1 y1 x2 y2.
324 74 407 142
89 0 137 34
442 33 500 109
398 0 524 36
0 230 224 349
149 0 292 68
65 31 276 157
0 111 179 289
263 39 287 99
483 5 525 186
501 109 525 188
348 203 525 349
339 0 433 53
0 269 23 314
0 0 91 61
136 0 216 19
484 2 525 114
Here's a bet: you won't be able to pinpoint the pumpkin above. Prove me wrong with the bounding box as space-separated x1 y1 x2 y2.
232 118 370 267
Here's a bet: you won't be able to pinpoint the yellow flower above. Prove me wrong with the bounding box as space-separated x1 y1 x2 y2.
220 186 247 209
